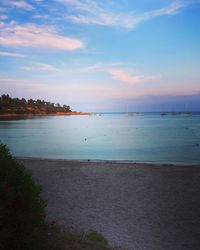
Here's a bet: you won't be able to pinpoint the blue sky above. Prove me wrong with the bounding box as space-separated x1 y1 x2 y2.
0 0 200 111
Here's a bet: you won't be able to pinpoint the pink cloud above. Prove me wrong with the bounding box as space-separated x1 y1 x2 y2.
0 14 8 19
5 1 35 11
0 51 27 58
107 69 160 84
21 63 61 72
0 23 85 51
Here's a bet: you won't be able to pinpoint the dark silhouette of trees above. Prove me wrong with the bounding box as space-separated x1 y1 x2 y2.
0 94 71 114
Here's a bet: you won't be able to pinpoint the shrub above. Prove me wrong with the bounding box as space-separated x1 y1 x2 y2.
82 230 109 247
0 144 46 250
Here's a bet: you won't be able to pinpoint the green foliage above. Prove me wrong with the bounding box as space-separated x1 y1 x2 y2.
0 144 46 250
45 224 111 250
0 94 71 114
82 230 109 247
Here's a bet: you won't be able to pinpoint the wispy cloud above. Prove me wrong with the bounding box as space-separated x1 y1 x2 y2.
3 1 35 11
36 63 61 72
0 51 27 58
79 62 124 73
21 63 61 72
0 14 8 19
32 14 50 19
60 0 190 29
77 62 160 84
106 68 160 84
0 22 85 51
0 77 29 83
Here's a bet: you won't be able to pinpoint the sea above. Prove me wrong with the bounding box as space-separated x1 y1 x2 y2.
0 112 200 164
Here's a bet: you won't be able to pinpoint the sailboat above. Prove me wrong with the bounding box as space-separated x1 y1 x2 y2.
125 104 142 116
182 103 192 116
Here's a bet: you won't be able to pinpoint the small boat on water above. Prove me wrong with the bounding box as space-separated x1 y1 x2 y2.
161 112 167 116
181 112 192 117
127 113 143 116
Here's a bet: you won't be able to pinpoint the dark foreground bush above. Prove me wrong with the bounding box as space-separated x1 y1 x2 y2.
0 144 46 250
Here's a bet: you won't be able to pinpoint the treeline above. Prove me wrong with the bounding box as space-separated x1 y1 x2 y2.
0 94 71 114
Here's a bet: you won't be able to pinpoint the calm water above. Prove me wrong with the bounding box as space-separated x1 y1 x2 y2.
0 113 200 164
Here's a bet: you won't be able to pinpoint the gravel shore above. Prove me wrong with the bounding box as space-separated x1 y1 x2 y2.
19 159 200 250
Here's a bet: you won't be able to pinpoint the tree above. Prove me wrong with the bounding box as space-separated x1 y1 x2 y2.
63 105 70 112
0 94 71 114
20 98 27 106
28 99 35 106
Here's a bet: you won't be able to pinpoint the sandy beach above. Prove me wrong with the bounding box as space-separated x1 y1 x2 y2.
18 159 200 250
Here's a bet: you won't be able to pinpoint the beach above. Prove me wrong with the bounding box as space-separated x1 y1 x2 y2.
18 158 200 250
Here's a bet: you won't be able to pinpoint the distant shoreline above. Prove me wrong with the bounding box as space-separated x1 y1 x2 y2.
1 112 200 117
0 111 92 117
16 157 200 166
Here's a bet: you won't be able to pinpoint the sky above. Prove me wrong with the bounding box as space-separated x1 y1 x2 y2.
0 0 200 112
